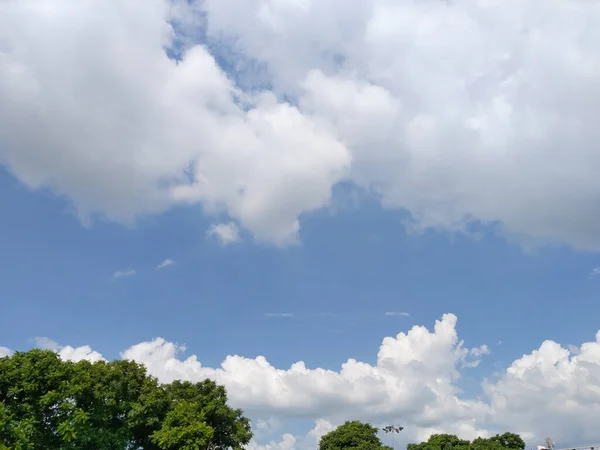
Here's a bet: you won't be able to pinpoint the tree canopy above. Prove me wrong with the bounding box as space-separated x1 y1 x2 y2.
319 421 393 450
0 349 252 449
319 424 525 450
407 432 526 450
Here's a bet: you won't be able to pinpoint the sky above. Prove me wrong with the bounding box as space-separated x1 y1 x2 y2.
1 0 600 449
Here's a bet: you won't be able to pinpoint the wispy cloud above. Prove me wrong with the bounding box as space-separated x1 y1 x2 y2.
112 269 136 279
384 311 410 317
265 313 295 318
588 267 600 279
207 222 241 245
157 258 175 270
317 312 341 318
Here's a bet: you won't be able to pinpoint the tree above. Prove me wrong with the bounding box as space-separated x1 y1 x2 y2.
407 434 471 450
407 432 526 450
319 421 393 450
487 433 526 450
0 349 252 449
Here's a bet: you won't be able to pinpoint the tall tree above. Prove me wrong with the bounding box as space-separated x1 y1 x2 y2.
0 349 252 449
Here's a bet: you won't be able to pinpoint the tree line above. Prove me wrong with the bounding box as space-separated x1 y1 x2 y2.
0 349 525 449
319 421 525 450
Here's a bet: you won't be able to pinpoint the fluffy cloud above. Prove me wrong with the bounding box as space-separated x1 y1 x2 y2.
120 314 487 423
1 0 599 248
6 314 600 447
207 222 242 245
191 0 600 249
144 318 600 447
115 314 600 446
249 433 297 450
34 337 105 363
0 346 12 358
0 0 349 246
483 335 600 444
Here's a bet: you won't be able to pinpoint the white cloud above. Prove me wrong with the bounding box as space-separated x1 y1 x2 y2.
207 222 242 245
248 434 297 450
157 258 175 269
10 315 600 447
198 0 600 250
112 269 137 279
0 346 12 357
34 336 104 363
0 0 348 247
248 420 335 450
385 311 410 317
255 417 282 434
119 314 488 426
34 336 61 351
58 345 105 363
1 1 599 248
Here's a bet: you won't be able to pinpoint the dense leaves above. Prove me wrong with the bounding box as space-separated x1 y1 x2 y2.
0 350 252 449
407 432 526 450
319 421 393 450
319 423 525 450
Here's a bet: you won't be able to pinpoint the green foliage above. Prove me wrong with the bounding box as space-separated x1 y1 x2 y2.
0 349 252 449
408 432 526 450
319 421 393 450
487 433 526 450
407 433 470 450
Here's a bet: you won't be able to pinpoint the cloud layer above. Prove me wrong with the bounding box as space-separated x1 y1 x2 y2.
5 314 600 449
1 0 599 248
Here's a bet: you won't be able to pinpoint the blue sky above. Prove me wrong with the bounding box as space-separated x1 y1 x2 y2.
3 160 600 445
2 1 600 448
2 162 598 373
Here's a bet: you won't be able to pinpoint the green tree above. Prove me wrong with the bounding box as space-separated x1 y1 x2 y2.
319 421 393 450
408 434 471 450
407 432 526 450
0 349 252 449
487 433 526 450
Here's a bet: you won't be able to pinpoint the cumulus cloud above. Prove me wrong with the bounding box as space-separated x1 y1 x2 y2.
482 336 600 444
34 336 104 363
201 0 600 250
119 314 487 424
207 222 242 245
0 346 12 357
11 315 600 447
248 434 297 450
1 0 599 248
112 269 137 279
157 258 175 269
0 0 348 247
